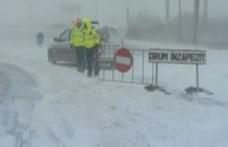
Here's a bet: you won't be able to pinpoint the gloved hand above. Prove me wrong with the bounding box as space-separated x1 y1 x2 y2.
70 44 74 49
95 43 101 49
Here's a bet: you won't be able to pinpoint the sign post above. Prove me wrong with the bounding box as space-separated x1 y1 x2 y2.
196 64 199 90
145 48 212 95
155 63 158 86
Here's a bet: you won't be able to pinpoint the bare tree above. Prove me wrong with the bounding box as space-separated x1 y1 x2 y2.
166 0 170 20
193 0 200 44
178 0 182 41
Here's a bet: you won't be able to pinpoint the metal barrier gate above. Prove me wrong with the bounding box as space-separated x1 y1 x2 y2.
99 47 155 85
99 46 213 95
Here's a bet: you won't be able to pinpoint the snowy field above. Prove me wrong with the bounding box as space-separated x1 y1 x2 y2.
0 37 228 147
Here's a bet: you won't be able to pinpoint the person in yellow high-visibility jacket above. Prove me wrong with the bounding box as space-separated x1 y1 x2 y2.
70 18 85 73
82 17 101 77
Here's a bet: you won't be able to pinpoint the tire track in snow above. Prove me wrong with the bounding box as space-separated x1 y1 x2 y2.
0 63 42 147
45 126 68 147
0 69 10 99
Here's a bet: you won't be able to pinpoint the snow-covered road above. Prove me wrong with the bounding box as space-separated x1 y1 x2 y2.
0 63 41 147
0 40 227 147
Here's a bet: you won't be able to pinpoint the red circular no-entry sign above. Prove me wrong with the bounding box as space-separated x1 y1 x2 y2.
114 48 133 73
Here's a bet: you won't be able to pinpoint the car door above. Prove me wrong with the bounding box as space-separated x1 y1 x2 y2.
54 29 76 63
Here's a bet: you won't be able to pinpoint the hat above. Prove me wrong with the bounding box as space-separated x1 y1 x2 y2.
72 18 81 26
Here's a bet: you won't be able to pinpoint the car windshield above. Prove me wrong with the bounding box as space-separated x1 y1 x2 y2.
0 1 228 147
59 29 71 41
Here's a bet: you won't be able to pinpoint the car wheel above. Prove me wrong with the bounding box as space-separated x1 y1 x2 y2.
48 49 57 64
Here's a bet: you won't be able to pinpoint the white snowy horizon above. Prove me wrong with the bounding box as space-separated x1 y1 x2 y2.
1 0 228 27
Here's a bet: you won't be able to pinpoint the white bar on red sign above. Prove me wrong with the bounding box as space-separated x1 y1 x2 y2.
116 56 131 65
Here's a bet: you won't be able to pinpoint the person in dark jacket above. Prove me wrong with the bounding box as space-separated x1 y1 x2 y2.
36 32 44 46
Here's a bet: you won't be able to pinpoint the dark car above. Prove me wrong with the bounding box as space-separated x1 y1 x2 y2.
47 26 120 69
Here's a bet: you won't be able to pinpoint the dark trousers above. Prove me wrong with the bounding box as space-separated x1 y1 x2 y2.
85 48 100 77
85 49 94 77
75 47 85 72
94 48 100 76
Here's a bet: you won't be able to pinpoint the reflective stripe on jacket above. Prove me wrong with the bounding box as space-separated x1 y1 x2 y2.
82 17 100 49
70 27 84 47
83 29 100 49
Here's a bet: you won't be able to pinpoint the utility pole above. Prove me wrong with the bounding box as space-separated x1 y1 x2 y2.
203 0 208 24
193 0 200 45
126 4 130 27
203 0 208 44
166 0 170 20
178 0 182 41
125 0 130 31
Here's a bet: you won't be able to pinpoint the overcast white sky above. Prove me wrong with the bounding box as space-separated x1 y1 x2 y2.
0 0 227 27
